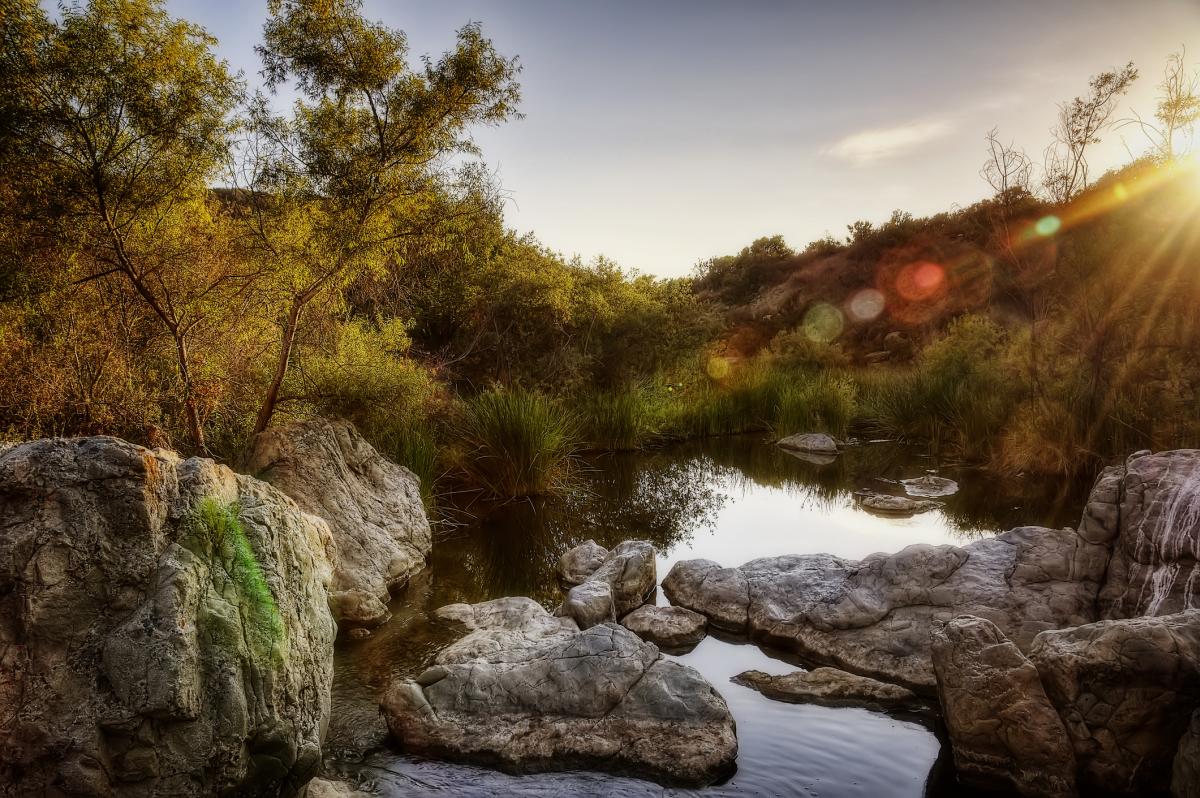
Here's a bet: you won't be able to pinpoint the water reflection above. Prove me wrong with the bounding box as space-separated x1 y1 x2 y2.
326 436 1085 797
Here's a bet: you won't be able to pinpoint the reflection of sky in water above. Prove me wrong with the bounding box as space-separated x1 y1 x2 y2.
328 437 1083 797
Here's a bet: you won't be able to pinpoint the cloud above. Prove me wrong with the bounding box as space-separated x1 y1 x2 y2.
825 119 955 165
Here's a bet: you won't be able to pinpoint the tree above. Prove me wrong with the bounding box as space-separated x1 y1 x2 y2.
2 0 242 451
1043 63 1138 202
240 0 521 434
1121 48 1199 161
981 127 1033 208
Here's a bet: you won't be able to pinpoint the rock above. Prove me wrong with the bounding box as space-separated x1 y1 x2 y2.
865 350 892 364
883 330 913 355
777 432 839 455
380 599 737 786
560 580 616 629
1095 450 1200 618
329 588 391 629
734 667 921 712
0 436 337 796
931 616 1076 798
246 417 432 629
621 605 707 652
902 474 959 498
1174 710 1200 798
584 539 657 616
558 539 609 586
1030 609 1200 795
306 777 371 797
856 491 940 516
664 524 1109 691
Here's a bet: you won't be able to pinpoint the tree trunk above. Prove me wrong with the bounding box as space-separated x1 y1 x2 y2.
253 299 304 436
173 332 207 454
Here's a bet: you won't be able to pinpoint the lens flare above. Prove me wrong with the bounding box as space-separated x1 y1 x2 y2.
895 261 945 301
803 303 844 343
1035 215 1061 237
846 288 885 321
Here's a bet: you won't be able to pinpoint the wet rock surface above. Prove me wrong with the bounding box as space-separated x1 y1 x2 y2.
380 598 737 786
247 416 431 629
932 616 1076 798
0 437 337 796
733 667 922 712
621 604 708 652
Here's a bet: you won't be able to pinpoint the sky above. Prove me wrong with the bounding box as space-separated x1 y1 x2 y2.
167 0 1200 278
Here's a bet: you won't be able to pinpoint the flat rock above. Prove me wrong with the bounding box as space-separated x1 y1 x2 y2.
0 437 337 796
381 599 737 786
932 616 1076 798
664 523 1110 692
1030 609 1200 795
733 667 921 712
247 417 432 628
902 475 959 498
857 491 940 516
621 604 707 651
777 432 839 455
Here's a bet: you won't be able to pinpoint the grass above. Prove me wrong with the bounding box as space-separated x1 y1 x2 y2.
579 387 659 450
773 372 857 438
452 387 580 499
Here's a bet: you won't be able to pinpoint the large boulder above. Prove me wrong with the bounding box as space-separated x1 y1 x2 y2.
1093 450 1200 618
0 437 337 796
931 616 1076 798
559 580 616 630
558 539 657 617
733 667 921 712
1029 610 1200 795
247 417 432 628
557 539 609 587
380 598 737 786
664 524 1109 691
621 604 708 652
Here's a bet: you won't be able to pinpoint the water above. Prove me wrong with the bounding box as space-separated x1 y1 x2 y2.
324 436 1082 797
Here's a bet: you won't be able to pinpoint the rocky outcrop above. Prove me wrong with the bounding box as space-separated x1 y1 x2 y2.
931 616 1076 798
557 539 609 586
247 417 431 628
0 437 337 796
664 524 1108 691
777 432 839 455
1029 610 1200 795
621 604 707 652
556 539 657 617
1093 450 1200 618
380 598 737 786
733 667 921 712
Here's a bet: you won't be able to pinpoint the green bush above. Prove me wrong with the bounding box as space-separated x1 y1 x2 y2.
452 387 580 498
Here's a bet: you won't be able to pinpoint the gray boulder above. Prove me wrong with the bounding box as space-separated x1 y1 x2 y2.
621 604 708 652
0 437 337 796
1094 450 1200 618
247 417 432 628
560 580 616 629
558 539 610 586
733 668 921 712
380 598 737 786
777 432 839 455
1030 609 1200 795
664 524 1109 691
931 616 1076 798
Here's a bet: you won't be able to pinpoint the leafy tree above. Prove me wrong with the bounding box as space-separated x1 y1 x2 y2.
2 0 242 451
240 0 521 434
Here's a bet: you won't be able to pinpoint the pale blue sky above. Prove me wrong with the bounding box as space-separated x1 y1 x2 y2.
169 0 1200 277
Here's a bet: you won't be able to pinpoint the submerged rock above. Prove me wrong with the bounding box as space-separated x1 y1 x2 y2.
1030 609 1200 795
733 667 921 712
777 432 840 455
1095 449 1200 618
381 598 737 786
902 474 959 498
856 491 940 516
558 539 610 586
247 417 432 629
931 616 1076 798
621 604 708 652
664 524 1108 691
0 437 337 796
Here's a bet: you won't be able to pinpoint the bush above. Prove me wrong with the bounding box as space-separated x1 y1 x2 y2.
452 387 579 499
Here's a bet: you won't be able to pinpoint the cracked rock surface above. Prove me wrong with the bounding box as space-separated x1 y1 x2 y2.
247 417 431 629
663 524 1108 691
0 436 337 796
380 597 737 786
